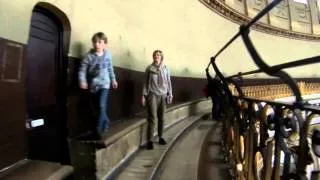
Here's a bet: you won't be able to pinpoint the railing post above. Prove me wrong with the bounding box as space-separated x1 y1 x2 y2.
247 101 254 179
205 0 320 177
298 81 306 96
265 140 274 180
296 109 310 179
271 106 282 180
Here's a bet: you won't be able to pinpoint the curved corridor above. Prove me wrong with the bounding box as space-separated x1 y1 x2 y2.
155 120 217 180
113 113 232 180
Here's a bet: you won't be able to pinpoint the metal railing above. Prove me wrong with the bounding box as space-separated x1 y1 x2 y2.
205 0 320 179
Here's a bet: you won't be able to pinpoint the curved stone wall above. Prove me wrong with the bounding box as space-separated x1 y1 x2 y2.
1 0 320 77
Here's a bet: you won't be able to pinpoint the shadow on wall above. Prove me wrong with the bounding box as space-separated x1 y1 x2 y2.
68 42 84 92
173 75 207 103
176 90 192 102
120 78 135 116
109 50 141 119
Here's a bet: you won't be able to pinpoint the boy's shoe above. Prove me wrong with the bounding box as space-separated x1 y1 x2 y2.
99 129 109 138
159 138 167 145
94 142 106 150
147 141 153 150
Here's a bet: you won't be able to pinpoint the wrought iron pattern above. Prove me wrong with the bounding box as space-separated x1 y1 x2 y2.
206 0 320 179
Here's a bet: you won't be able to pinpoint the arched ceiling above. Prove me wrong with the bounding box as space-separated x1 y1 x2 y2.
200 0 320 41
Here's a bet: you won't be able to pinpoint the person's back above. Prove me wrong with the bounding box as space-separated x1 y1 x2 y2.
206 75 224 120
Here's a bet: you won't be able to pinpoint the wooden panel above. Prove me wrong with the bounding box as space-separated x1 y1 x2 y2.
1 42 23 83
0 38 26 170
25 9 69 164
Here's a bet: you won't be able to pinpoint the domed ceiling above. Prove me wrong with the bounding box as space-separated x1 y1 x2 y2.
200 0 320 41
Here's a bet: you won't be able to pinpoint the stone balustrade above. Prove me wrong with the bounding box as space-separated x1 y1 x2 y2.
229 81 320 100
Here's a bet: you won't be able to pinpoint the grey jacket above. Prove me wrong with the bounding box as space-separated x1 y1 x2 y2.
142 64 173 97
78 50 116 92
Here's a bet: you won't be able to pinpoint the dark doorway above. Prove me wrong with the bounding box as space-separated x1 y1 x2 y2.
25 7 69 164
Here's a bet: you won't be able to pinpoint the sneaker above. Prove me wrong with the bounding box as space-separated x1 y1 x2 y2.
159 138 167 145
147 141 153 150
100 129 108 138
94 142 106 150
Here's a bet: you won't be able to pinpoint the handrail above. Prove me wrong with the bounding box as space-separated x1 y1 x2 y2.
240 25 303 104
204 0 320 179
206 0 283 69
226 56 320 80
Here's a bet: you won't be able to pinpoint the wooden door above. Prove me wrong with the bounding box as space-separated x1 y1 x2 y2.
25 8 68 163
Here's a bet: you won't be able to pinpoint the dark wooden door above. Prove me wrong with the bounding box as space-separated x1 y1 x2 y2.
25 9 68 163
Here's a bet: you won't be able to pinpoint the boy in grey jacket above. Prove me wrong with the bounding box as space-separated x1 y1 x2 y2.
79 32 118 137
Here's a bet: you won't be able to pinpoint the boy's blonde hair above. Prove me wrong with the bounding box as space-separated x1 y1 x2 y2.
92 32 108 43
153 50 164 61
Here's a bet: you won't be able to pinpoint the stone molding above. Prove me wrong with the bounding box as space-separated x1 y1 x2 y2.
199 0 320 41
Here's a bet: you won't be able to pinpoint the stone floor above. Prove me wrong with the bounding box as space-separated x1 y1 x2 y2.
0 160 73 180
113 116 232 180
155 119 214 180
113 114 203 180
198 121 232 180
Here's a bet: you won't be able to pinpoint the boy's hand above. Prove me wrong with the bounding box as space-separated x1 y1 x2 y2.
141 96 146 106
167 95 173 104
80 83 88 89
112 80 118 89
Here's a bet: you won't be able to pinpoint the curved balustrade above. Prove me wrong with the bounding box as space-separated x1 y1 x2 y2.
219 95 320 179
204 0 320 179
229 82 320 100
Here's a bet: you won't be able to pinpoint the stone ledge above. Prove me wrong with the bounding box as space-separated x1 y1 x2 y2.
0 160 73 180
68 98 211 180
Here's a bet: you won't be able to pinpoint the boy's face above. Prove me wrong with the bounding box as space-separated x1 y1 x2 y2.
153 52 162 65
93 39 106 52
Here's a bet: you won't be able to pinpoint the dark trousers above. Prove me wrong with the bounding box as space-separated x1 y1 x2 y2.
211 95 221 120
146 94 166 142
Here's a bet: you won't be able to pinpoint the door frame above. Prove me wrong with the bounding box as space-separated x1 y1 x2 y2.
26 2 71 162
33 3 71 108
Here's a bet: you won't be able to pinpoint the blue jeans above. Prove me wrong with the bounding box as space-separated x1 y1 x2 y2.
91 88 110 136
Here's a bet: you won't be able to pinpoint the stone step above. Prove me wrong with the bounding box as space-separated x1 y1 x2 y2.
153 119 215 180
197 122 232 180
112 113 209 180
0 160 73 180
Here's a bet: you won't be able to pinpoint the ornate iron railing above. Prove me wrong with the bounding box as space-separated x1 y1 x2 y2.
205 0 320 179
